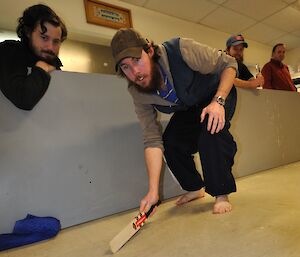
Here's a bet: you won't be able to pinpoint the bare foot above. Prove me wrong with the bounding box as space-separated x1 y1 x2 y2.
176 188 205 206
213 195 232 214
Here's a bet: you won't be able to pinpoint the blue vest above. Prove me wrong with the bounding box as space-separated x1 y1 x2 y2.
154 38 236 120
154 38 219 113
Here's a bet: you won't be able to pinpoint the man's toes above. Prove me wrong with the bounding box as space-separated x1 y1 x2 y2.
176 196 188 205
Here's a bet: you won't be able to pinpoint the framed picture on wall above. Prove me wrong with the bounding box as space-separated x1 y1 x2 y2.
84 0 133 29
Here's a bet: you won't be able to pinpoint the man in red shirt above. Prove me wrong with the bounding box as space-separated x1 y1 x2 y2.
262 43 296 91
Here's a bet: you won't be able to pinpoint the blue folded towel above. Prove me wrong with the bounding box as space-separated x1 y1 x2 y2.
0 214 60 251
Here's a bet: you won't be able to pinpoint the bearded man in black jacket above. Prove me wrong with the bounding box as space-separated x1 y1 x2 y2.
0 4 67 110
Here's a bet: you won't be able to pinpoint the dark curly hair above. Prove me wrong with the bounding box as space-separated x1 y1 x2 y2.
16 4 67 43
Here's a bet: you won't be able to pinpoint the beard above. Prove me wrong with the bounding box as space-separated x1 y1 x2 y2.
131 58 163 94
28 41 57 65
236 55 244 63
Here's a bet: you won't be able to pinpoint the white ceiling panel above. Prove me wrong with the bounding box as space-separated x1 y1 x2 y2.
291 29 300 37
292 0 300 10
200 7 256 34
223 0 287 20
263 6 300 32
118 0 300 49
243 23 286 44
268 33 300 49
119 0 148 6
144 0 218 22
211 0 227 4
282 0 298 4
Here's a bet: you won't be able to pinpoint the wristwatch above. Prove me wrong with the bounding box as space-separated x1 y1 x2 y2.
214 96 226 106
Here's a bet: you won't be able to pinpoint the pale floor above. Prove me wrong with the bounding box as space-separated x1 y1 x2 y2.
1 162 300 257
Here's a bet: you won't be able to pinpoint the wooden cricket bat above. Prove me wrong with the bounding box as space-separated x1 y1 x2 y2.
109 200 161 253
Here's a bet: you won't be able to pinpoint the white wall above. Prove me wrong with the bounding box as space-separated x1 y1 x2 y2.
0 0 271 68
285 46 300 73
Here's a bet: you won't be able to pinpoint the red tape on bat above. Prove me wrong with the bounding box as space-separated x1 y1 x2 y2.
132 200 161 230
133 214 146 229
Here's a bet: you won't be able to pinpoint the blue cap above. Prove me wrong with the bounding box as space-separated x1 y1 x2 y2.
226 34 248 48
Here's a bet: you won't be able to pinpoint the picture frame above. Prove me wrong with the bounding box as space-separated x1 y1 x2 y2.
84 0 133 29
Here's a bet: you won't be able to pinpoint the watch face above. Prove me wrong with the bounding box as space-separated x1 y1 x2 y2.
216 96 225 106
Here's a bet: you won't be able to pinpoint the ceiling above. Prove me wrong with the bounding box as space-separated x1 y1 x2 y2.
119 0 300 50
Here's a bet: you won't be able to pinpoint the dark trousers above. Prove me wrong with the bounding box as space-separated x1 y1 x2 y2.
162 105 237 196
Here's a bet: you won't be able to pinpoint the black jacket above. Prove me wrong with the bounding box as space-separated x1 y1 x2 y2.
0 40 62 110
237 61 254 81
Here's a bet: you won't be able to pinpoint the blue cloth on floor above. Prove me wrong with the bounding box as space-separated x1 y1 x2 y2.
0 214 60 251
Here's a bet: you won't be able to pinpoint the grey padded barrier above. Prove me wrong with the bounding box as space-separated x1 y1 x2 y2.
0 71 299 233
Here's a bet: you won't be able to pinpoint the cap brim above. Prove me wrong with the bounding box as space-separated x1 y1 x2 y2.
231 40 248 48
115 47 143 71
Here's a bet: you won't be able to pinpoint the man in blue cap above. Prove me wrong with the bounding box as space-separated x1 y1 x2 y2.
226 34 264 88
